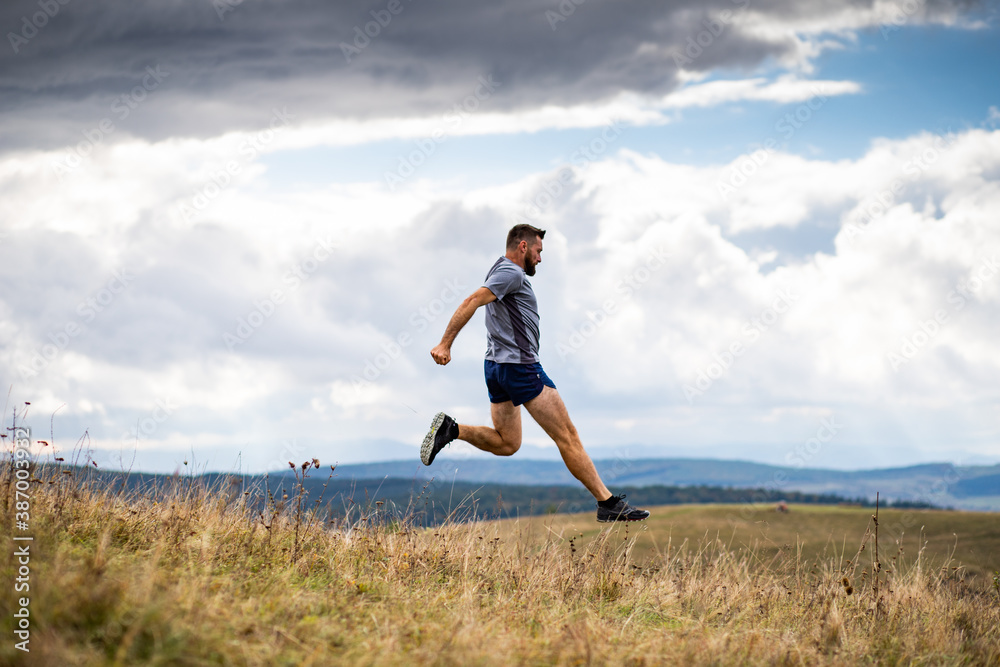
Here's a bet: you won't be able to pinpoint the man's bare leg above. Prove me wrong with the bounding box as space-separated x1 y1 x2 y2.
523 386 611 501
457 400 522 456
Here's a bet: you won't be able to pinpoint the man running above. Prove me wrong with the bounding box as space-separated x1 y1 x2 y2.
421 224 649 523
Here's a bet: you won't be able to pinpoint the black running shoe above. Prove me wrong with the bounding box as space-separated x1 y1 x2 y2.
596 494 649 522
421 412 459 465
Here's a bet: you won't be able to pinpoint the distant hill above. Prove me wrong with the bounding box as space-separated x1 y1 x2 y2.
292 458 1000 511
950 473 1000 498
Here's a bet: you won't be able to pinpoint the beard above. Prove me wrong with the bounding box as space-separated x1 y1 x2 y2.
524 258 537 276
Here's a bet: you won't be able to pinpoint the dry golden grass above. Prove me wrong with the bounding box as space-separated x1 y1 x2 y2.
2 463 998 666
509 502 1000 580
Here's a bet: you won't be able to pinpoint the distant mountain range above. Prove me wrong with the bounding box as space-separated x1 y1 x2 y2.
46 462 936 528
293 457 1000 512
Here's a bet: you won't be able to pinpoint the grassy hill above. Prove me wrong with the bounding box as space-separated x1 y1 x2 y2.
2 461 998 665
507 503 1000 580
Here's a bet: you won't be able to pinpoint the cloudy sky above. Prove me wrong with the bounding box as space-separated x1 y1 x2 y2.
2 0 999 474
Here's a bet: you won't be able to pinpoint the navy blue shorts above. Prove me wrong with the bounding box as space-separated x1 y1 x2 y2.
484 360 556 406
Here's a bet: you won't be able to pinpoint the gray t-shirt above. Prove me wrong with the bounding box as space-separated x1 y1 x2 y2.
483 257 540 364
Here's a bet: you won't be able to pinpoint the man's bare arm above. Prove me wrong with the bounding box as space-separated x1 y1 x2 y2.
430 287 497 365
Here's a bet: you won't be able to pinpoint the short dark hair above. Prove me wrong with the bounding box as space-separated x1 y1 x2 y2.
506 224 545 250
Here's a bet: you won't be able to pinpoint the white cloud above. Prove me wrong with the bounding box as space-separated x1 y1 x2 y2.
274 76 862 146
13 74 863 181
661 76 861 109
733 0 982 71
3 123 999 471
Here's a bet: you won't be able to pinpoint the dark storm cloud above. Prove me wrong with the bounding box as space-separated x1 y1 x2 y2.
0 0 981 151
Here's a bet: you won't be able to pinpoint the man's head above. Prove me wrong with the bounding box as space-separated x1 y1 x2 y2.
505 224 545 276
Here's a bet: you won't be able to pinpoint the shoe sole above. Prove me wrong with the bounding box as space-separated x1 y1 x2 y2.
597 516 648 523
421 412 446 465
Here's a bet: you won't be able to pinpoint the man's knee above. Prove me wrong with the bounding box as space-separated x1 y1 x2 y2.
496 435 521 456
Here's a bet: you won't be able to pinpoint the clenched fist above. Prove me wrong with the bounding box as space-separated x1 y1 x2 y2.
430 343 451 365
